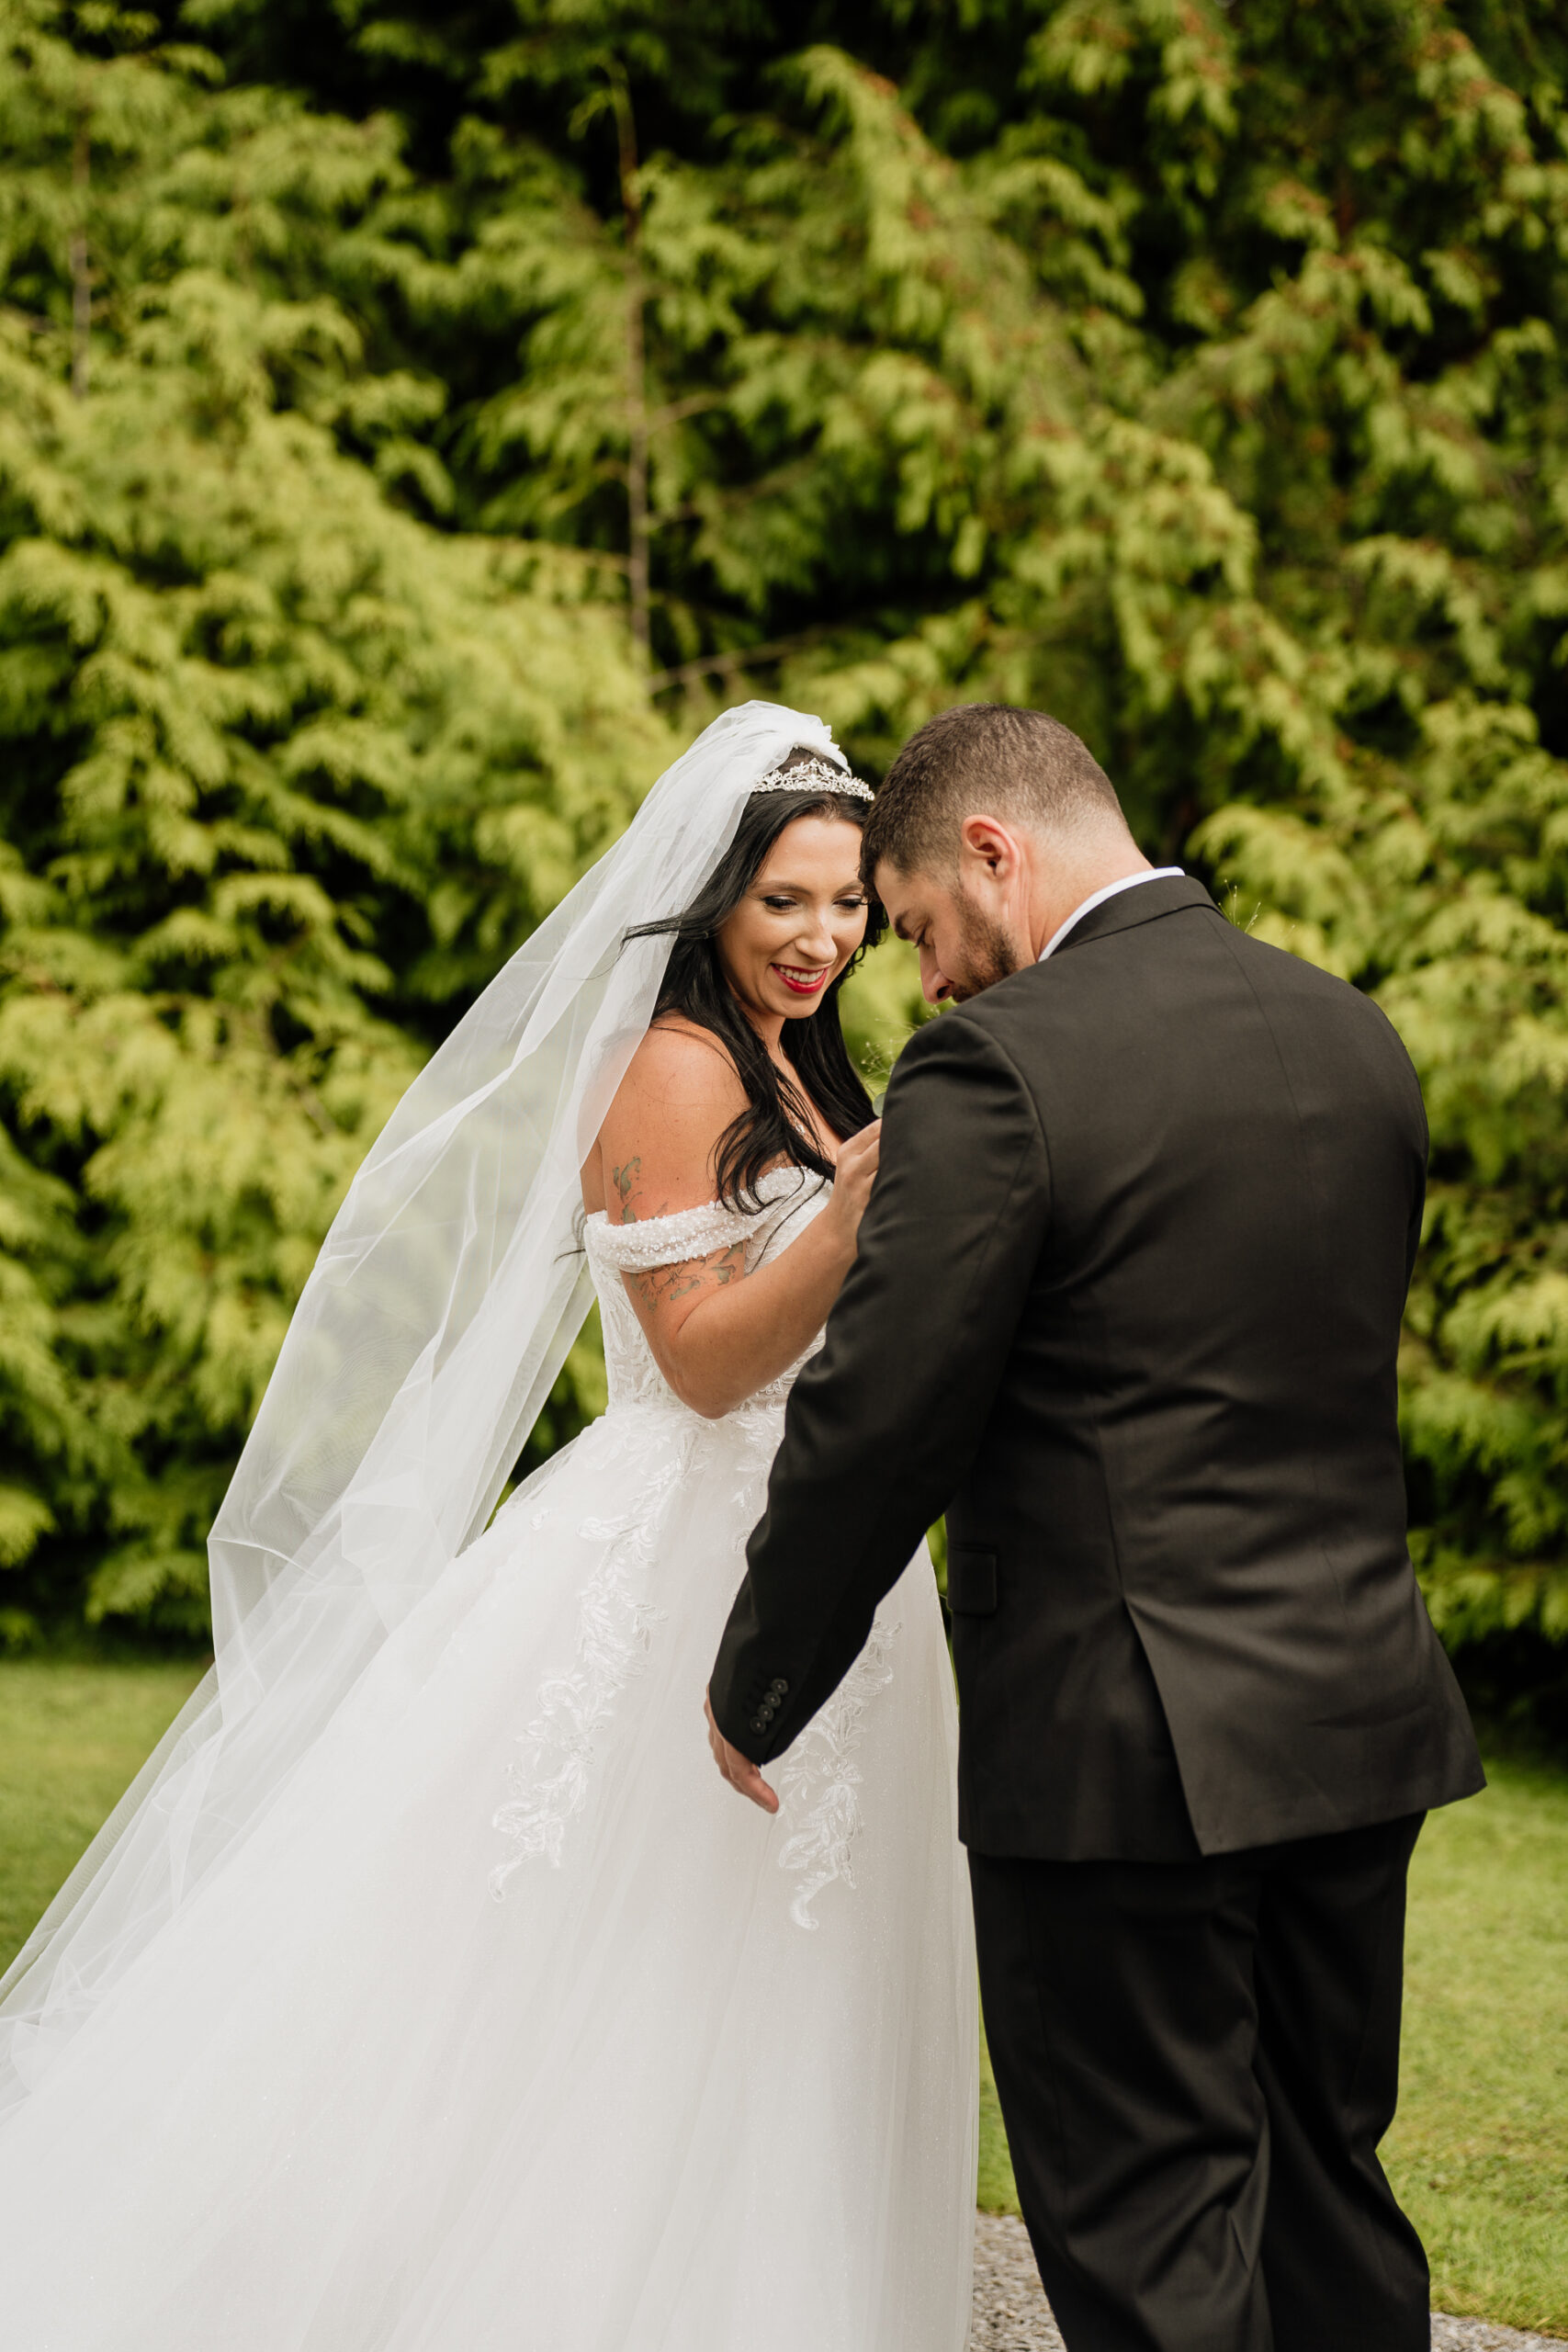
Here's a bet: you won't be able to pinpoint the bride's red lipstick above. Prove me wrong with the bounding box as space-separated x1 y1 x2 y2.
773 964 829 998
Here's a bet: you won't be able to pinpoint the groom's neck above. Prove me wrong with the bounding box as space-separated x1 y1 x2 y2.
1021 831 1153 962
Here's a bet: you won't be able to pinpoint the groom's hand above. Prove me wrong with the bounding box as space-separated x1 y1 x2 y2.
705 1690 780 1814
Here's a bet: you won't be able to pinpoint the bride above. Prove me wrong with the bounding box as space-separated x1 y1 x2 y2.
0 706 977 2351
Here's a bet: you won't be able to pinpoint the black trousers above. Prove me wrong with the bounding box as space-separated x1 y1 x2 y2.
969 1815 1428 2352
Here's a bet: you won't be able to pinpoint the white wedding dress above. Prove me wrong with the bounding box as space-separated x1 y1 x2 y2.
0 1169 977 2351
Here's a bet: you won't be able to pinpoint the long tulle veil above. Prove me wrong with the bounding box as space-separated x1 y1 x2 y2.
0 701 848 2119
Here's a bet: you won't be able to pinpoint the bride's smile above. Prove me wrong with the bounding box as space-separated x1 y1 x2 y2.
713 815 871 1027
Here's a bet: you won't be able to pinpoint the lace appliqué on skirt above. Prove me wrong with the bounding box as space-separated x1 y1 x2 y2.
490 1429 693 1894
775 1617 899 1931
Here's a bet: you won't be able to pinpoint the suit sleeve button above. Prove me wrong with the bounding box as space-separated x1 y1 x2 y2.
770 1679 789 1697
750 1714 768 1735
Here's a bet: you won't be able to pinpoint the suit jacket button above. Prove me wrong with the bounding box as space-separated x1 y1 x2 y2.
750 1714 768 1734
770 1679 789 1697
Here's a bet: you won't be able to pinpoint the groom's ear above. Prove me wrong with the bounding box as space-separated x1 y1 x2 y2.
957 813 1025 881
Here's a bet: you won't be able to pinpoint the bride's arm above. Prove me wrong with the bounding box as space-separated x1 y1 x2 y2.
589 1026 879 1420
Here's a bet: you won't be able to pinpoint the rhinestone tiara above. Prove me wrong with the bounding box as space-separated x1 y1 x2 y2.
753 752 874 803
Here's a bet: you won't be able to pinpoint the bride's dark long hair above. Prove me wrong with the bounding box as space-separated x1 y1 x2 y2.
626 748 886 1208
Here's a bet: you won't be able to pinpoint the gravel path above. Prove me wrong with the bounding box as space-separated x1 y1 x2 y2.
968 2213 1065 2349
1431 2322 1567 2351
969 2211 1563 2349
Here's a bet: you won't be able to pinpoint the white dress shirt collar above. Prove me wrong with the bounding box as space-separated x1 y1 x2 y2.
1038 867 1186 962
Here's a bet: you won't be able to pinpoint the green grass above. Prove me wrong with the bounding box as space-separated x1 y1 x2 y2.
1385 1759 1568 2336
977 2032 1016 2215
1 1664 1563 2332
0 1657 206 1974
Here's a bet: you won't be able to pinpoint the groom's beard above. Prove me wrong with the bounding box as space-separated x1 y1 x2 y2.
945 888 1027 1002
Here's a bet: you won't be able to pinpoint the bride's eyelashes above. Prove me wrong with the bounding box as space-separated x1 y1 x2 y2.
759 892 866 914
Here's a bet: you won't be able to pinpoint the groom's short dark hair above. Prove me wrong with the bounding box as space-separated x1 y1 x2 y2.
863 703 1127 880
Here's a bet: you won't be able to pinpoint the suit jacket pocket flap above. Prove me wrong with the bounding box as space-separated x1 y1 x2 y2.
947 1547 998 1616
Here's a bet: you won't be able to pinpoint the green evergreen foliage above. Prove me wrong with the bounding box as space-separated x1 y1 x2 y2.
0 0 659 1638
4 0 1568 1674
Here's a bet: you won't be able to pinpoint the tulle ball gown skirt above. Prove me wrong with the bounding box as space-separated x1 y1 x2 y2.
0 1392 977 2350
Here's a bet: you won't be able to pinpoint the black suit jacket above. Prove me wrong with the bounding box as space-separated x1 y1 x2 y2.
711 876 1483 1859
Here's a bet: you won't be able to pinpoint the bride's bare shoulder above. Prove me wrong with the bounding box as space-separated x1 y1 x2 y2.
624 1016 746 1110
592 1018 747 1225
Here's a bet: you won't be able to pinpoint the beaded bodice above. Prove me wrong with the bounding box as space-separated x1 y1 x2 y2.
584 1167 831 1413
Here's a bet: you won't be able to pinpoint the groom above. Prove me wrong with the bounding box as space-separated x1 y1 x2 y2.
706 703 1483 2352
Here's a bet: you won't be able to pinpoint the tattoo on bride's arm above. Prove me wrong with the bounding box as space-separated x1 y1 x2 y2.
626 1241 747 1315
609 1157 678 1230
611 1158 642 1222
